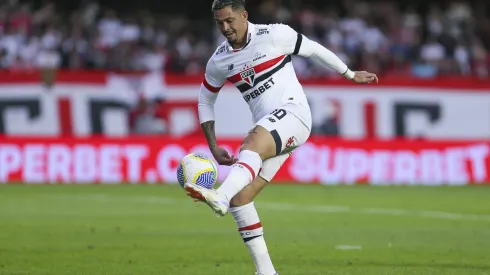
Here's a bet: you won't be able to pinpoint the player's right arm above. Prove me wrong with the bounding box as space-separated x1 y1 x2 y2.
271 24 378 84
198 58 237 165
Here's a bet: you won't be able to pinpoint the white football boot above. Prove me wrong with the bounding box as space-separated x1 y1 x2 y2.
255 273 278 275
184 182 229 216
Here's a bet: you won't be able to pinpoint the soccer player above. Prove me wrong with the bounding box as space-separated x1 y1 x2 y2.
184 1 378 274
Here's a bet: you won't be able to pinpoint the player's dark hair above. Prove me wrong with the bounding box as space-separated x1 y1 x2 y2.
212 0 246 12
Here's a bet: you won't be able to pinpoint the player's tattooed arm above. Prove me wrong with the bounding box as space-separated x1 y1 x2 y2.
202 120 237 165
201 121 218 151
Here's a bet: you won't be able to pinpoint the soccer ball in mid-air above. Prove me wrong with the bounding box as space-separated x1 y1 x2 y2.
177 153 218 189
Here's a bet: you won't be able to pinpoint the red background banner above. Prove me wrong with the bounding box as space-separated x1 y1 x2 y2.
1 136 488 185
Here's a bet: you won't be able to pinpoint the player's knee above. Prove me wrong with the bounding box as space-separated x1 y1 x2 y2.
240 143 275 161
240 141 260 156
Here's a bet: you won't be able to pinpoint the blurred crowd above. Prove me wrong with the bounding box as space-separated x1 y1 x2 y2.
0 0 489 78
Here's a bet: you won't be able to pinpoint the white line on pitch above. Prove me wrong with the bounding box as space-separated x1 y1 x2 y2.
335 245 362 250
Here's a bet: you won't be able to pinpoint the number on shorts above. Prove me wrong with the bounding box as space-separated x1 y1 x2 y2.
270 109 287 121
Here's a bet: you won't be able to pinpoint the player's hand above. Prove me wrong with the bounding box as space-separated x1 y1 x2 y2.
352 71 378 84
211 147 238 166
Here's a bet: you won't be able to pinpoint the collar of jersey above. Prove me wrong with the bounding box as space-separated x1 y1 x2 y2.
226 21 255 53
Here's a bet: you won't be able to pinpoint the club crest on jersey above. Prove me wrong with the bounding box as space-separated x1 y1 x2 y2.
240 66 256 86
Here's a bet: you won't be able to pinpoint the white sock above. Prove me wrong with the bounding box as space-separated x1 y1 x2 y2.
217 150 262 201
230 202 276 275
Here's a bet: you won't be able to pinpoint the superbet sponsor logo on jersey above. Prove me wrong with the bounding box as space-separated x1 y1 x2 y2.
244 78 275 103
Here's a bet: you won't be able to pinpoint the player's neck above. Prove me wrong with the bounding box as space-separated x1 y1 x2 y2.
230 37 246 49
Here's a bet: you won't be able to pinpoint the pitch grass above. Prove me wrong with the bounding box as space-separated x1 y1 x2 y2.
1 184 490 275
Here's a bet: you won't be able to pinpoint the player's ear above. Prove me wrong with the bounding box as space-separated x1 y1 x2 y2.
242 10 248 21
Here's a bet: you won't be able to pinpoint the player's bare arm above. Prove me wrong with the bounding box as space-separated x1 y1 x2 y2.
201 120 237 166
201 120 217 151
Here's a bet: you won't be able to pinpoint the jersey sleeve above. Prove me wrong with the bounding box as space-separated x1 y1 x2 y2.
203 58 226 93
272 23 354 78
198 58 225 123
271 24 304 55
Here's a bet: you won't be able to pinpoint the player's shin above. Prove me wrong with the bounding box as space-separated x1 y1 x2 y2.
230 202 277 275
217 150 262 201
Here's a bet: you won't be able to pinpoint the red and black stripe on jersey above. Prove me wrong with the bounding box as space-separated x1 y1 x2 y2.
223 31 303 93
227 55 292 93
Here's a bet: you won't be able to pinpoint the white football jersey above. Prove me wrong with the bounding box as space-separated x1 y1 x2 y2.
202 22 311 129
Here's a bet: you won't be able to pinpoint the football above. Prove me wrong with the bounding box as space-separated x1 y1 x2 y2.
176 153 218 189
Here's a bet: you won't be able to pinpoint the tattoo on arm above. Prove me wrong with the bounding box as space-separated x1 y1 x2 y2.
201 121 217 150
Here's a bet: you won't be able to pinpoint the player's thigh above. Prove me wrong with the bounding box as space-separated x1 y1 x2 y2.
240 124 277 160
230 175 268 207
241 108 310 160
254 108 311 157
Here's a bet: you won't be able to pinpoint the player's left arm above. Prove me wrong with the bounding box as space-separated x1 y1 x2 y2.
271 24 378 84
198 58 237 166
198 58 223 152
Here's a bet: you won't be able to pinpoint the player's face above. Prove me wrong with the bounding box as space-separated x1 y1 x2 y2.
214 6 248 45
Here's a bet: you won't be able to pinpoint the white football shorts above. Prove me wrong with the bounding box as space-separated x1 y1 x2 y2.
254 102 312 182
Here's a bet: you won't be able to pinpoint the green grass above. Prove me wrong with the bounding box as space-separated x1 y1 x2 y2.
1 184 490 275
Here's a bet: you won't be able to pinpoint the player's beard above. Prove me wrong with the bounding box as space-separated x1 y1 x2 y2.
224 31 237 44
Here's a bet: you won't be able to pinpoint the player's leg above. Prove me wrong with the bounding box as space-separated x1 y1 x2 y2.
213 124 276 198
229 154 289 275
184 114 283 216
185 106 310 216
184 124 276 215
215 108 310 205
229 152 290 207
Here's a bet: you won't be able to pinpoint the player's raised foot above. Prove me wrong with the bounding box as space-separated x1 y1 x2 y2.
184 182 229 217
